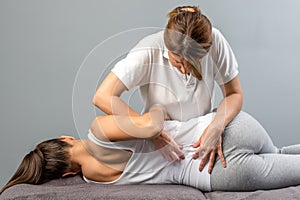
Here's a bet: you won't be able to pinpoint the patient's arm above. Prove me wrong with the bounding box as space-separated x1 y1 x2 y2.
90 105 165 142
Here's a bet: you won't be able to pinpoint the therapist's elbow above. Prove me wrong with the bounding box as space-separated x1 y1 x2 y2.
92 93 106 108
92 94 99 106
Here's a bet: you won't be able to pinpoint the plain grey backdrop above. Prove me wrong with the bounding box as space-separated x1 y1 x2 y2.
1 0 300 188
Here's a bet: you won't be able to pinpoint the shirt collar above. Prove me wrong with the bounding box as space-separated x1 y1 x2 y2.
163 48 169 60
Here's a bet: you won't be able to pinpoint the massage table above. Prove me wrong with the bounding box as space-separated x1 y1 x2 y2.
1 175 300 200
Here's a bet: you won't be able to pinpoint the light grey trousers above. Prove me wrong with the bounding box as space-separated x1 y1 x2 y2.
210 111 300 191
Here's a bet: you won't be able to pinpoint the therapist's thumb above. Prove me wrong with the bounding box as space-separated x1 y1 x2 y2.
193 140 201 148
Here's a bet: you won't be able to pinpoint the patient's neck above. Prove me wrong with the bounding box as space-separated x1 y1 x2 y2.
69 140 91 168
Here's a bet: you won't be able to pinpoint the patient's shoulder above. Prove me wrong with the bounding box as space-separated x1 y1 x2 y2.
81 156 124 183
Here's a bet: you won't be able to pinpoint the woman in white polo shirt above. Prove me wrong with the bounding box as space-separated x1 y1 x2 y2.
93 6 243 173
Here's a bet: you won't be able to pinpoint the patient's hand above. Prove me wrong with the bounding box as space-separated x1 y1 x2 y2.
151 130 185 161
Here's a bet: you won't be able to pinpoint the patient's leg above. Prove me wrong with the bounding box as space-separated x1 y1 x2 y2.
211 152 300 191
219 111 280 155
210 111 300 191
280 144 300 154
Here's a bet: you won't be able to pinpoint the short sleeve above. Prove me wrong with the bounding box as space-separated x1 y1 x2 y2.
111 39 153 90
211 28 239 85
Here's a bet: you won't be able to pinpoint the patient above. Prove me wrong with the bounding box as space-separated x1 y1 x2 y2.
2 106 300 194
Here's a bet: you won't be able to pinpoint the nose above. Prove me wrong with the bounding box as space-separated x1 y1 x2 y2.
175 64 185 74
179 64 190 74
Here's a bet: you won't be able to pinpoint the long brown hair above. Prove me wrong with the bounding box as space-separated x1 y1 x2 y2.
0 139 72 195
164 5 213 80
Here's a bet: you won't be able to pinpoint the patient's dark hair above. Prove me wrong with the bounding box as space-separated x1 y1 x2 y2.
0 139 72 195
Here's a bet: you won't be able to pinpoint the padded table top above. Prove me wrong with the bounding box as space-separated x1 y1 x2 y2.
1 175 300 200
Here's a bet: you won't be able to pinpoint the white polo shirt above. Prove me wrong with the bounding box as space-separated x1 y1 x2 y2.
112 28 238 121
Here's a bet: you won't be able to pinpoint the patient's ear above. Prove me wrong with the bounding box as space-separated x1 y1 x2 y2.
60 135 76 141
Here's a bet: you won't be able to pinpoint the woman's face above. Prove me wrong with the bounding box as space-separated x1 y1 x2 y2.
168 51 192 75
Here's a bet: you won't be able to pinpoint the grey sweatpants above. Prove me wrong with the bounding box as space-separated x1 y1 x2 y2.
210 111 300 191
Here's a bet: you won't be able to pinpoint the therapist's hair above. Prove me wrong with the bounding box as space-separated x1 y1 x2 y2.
164 6 212 80
0 139 72 195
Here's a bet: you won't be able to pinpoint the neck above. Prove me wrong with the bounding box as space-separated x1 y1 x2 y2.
69 140 89 168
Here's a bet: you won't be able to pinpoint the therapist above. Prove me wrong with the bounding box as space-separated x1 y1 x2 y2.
93 6 243 173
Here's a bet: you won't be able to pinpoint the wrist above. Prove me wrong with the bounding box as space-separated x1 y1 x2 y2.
150 130 163 140
210 119 225 133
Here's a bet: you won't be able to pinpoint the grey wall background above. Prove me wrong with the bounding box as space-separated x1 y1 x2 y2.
1 0 300 188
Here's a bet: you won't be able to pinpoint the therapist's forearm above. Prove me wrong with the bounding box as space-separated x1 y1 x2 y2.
211 93 243 132
93 95 139 116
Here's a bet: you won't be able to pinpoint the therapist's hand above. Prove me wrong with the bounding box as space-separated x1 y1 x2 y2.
192 124 226 174
151 130 185 161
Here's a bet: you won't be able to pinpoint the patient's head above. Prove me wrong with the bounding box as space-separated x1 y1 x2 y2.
1 138 74 194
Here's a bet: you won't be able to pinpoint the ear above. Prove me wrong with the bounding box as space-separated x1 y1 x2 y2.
60 135 76 141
